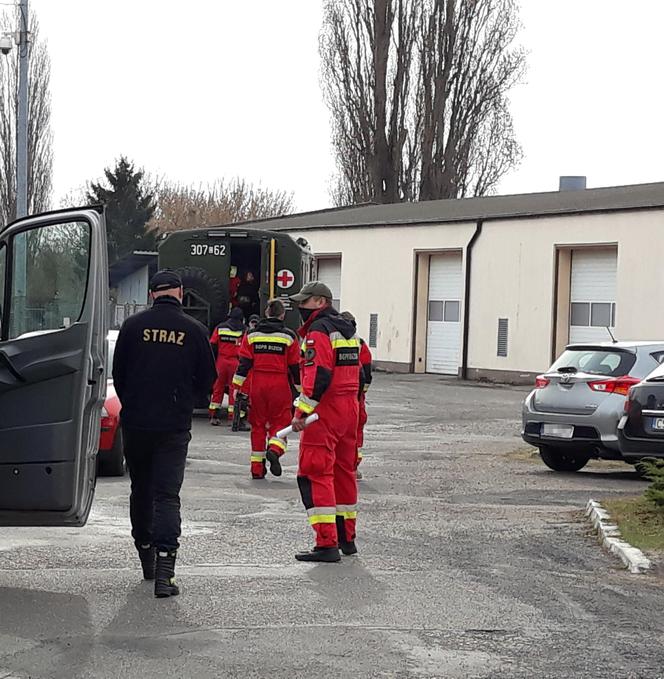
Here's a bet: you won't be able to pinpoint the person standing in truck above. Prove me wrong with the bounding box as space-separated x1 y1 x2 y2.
229 266 241 309
209 307 245 425
237 271 260 320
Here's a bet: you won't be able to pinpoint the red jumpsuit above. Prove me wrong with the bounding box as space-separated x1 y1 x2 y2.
229 276 241 308
209 320 244 420
233 318 301 478
293 307 361 549
357 339 373 465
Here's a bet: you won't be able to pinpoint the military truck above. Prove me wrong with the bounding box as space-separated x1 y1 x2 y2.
157 226 315 332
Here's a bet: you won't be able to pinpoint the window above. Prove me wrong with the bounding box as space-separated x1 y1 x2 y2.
551 349 636 377
570 301 616 328
444 301 460 322
428 300 460 322
428 301 444 322
590 303 612 327
570 302 590 326
9 221 90 339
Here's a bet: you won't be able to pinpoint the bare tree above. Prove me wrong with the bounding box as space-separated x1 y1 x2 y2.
0 9 53 225
321 0 525 205
148 178 294 234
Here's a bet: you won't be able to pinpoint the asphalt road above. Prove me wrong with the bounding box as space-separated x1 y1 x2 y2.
1 374 663 679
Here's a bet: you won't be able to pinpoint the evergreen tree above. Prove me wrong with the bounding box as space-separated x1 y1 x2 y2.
86 157 156 263
640 458 664 509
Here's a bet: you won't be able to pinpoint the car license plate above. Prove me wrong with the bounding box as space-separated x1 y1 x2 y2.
650 418 664 432
541 424 574 439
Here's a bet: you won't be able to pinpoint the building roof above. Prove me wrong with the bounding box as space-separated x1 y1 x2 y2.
225 181 664 233
109 250 158 288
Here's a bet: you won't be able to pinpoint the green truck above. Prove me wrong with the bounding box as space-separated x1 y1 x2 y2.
157 226 315 332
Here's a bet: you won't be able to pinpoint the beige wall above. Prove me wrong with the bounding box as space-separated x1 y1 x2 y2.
289 208 664 377
467 209 664 374
289 222 477 366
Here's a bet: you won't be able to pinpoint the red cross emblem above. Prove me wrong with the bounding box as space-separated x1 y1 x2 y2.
276 269 295 289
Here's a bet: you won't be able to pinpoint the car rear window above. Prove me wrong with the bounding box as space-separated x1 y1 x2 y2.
550 349 636 377
645 361 664 381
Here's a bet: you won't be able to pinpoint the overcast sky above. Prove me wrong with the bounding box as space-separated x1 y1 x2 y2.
24 0 664 211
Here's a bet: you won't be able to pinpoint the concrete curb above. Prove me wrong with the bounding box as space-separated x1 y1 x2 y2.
585 499 652 574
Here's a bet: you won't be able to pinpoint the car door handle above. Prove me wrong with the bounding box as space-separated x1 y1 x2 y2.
0 350 25 382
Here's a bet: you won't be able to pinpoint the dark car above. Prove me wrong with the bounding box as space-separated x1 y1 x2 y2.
618 362 664 461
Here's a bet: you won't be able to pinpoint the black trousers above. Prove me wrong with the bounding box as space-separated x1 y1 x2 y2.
122 428 191 552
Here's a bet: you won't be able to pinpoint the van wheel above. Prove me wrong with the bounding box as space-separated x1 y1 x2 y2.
178 266 228 330
539 445 590 472
99 429 126 477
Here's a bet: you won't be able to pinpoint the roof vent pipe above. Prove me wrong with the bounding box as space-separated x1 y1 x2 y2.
559 176 587 191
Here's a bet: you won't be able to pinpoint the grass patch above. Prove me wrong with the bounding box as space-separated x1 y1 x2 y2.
505 447 539 462
587 458 632 471
603 496 664 552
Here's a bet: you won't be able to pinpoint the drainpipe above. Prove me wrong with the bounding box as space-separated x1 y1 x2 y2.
460 220 484 380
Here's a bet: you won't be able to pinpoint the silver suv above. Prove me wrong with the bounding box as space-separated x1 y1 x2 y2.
522 342 664 471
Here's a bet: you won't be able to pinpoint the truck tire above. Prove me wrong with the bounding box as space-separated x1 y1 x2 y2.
177 266 227 330
539 445 590 472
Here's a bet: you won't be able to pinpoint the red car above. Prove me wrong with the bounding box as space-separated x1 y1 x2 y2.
98 330 126 476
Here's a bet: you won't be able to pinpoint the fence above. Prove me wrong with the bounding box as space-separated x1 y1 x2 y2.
110 303 149 329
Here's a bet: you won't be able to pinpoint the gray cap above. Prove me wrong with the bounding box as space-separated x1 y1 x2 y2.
289 281 333 303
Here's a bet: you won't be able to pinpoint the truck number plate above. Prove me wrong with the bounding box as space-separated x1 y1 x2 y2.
190 244 226 256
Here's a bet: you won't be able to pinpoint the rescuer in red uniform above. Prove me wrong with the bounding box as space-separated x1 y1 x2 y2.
289 282 361 563
209 307 245 425
233 299 301 479
340 311 373 480
229 266 241 308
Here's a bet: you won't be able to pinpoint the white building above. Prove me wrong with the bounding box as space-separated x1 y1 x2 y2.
108 250 158 328
245 181 664 384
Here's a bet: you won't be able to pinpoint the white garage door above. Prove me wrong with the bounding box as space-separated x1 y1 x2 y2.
426 254 462 374
316 257 341 309
569 249 617 344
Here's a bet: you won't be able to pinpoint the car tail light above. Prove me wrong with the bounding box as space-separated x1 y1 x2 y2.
535 376 550 389
588 376 641 396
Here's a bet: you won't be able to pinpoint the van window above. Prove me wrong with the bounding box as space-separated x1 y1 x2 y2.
8 222 90 339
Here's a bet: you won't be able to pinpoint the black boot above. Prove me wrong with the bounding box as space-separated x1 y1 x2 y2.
154 550 180 598
266 450 282 477
252 461 267 479
295 546 341 563
136 543 156 580
340 541 358 556
336 516 358 556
